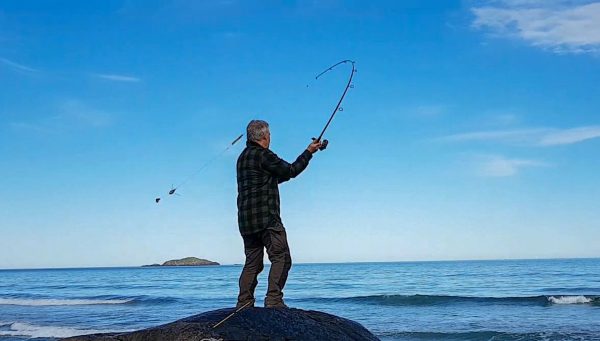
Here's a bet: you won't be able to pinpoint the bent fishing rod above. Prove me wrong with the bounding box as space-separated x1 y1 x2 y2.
311 59 356 150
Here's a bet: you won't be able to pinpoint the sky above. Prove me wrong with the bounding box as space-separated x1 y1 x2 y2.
1 0 599 269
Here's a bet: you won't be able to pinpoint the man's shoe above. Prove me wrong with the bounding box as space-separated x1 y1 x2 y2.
264 300 288 308
236 299 255 309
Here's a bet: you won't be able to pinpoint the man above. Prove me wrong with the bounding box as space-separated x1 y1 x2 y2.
236 120 322 308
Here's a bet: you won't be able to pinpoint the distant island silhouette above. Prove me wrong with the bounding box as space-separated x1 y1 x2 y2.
142 257 219 267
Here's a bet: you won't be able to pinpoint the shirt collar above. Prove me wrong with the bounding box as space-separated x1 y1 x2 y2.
247 140 263 148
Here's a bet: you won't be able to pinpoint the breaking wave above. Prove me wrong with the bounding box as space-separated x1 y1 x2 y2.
309 294 600 307
380 330 598 341
0 295 177 306
0 322 128 338
547 295 594 304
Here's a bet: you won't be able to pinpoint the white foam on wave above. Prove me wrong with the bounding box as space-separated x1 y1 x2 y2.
0 297 133 306
548 295 592 304
0 322 119 338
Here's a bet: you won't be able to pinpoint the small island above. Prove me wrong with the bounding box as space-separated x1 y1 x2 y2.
142 257 219 267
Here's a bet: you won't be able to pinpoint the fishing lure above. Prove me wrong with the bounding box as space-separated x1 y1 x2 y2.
155 133 244 203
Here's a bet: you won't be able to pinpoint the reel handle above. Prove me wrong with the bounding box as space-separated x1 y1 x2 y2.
312 137 329 151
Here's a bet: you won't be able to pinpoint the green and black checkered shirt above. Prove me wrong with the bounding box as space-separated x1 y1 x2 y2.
237 141 313 236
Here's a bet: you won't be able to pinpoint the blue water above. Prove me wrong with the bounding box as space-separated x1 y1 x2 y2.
1 259 599 340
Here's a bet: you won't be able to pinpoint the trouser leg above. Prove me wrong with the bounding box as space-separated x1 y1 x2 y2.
237 233 264 307
263 228 292 305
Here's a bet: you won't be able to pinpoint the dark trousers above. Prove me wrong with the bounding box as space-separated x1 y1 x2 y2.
237 227 292 306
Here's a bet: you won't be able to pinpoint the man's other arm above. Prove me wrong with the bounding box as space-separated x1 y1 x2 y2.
262 149 313 184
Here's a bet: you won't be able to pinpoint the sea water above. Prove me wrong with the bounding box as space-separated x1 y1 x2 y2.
1 259 599 340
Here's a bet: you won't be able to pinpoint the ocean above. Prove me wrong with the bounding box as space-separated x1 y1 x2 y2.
0 259 599 340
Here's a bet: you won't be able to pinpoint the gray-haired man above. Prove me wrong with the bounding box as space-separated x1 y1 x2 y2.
236 120 322 308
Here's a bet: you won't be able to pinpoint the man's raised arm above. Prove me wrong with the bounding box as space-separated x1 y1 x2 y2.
262 140 322 183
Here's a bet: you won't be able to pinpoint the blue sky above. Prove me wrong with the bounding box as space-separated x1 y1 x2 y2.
1 0 599 268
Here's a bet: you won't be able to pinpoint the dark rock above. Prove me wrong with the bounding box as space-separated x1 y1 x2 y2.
62 307 379 341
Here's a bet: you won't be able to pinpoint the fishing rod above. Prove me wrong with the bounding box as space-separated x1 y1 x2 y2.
311 59 356 150
155 133 244 203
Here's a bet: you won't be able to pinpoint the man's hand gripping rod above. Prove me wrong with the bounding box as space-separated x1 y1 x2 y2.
312 60 356 150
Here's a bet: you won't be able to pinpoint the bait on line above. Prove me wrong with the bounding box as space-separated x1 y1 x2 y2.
155 133 244 203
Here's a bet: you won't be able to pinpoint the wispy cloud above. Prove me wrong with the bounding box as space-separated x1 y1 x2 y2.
442 126 600 146
477 155 547 177
59 99 113 127
539 126 600 145
9 99 113 134
443 128 544 143
472 0 600 54
93 73 141 82
0 57 39 73
414 105 446 117
0 58 141 82
489 113 520 126
9 121 54 134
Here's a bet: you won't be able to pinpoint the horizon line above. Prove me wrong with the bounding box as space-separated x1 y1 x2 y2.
1 256 598 271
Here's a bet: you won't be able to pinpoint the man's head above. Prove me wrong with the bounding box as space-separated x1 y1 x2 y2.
247 120 270 148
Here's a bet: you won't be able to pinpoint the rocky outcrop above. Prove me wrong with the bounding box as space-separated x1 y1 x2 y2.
142 257 219 267
62 307 379 341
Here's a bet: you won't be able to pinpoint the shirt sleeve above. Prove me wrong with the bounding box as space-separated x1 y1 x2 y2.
261 149 313 184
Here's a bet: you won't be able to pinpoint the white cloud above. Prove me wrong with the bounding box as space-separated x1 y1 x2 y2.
414 105 446 117
9 122 53 134
93 73 141 82
491 113 520 126
442 126 600 146
10 99 113 133
0 57 39 73
59 99 113 127
478 155 547 177
472 1 600 53
539 126 600 145
443 128 547 144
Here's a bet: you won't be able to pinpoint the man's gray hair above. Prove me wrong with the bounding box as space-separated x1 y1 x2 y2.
246 120 269 142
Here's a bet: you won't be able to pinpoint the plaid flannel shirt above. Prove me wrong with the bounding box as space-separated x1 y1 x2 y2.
237 141 313 236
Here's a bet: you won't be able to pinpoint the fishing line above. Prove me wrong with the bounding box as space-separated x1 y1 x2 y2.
155 133 244 203
212 300 253 329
